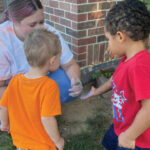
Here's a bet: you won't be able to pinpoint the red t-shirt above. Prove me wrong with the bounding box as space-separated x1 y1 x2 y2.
112 50 150 148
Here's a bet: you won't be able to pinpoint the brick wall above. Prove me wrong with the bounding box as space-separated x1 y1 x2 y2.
0 0 4 12
41 0 120 68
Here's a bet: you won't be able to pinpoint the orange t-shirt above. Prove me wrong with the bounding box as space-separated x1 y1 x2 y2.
0 73 61 150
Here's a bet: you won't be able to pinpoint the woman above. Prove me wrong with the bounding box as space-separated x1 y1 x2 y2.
0 0 82 103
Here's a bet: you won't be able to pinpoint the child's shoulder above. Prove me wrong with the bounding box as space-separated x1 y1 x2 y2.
136 50 150 65
44 77 59 89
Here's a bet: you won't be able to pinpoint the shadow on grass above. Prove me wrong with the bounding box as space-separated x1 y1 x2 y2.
63 112 111 150
0 131 15 150
0 111 111 150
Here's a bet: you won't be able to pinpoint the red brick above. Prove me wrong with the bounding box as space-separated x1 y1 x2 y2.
50 15 59 23
65 12 77 21
65 0 76 3
79 37 96 46
45 7 54 14
72 22 78 30
72 46 87 53
60 2 70 11
88 11 106 20
78 30 87 38
97 19 104 27
88 27 104 36
71 4 78 13
72 38 78 46
78 53 87 60
78 21 96 30
100 43 105 62
94 44 100 64
77 0 87 4
65 0 87 4
49 1 58 8
78 14 87 22
88 0 103 2
60 18 71 27
72 37 96 46
54 9 64 17
88 45 93 65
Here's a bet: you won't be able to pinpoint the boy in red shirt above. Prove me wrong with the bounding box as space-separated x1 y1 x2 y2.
0 27 64 150
81 0 150 149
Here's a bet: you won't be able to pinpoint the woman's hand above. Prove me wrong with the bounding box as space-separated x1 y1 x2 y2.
69 78 83 97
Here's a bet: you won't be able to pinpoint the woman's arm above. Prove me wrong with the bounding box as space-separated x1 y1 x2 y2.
62 58 82 97
61 58 80 80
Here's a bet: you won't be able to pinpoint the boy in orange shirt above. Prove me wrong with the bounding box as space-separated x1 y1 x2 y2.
0 27 64 150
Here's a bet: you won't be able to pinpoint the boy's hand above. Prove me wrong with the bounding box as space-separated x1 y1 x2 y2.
80 86 96 100
0 123 9 133
118 132 135 149
69 78 83 97
55 137 64 150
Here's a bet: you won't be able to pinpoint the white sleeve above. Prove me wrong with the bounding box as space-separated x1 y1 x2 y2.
45 24 73 65
0 40 11 80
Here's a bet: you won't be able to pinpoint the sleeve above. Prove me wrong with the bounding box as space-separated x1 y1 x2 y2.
57 32 73 65
129 64 150 101
45 24 73 65
0 86 9 107
41 80 61 117
0 31 11 81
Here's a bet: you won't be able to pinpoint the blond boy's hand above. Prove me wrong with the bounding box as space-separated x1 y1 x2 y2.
55 137 64 150
80 86 96 100
0 123 9 133
118 132 135 149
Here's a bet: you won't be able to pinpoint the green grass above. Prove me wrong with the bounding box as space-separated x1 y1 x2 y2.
140 0 150 10
63 112 111 150
0 111 111 150
0 131 15 150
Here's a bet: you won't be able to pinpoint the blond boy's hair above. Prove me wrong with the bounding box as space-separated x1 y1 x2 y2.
24 27 61 67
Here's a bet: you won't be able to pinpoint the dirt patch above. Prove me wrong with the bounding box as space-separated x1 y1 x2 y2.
60 82 112 137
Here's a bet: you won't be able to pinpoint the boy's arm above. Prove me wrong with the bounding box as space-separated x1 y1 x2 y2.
0 80 7 99
118 99 150 149
80 77 112 100
93 77 112 96
0 106 9 132
41 116 64 150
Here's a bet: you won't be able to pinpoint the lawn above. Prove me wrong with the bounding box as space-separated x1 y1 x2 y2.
0 112 111 150
0 82 112 150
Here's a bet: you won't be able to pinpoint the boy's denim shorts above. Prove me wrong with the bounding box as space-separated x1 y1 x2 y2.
102 124 150 150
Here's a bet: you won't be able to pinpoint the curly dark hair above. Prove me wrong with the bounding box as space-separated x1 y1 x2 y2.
105 0 150 41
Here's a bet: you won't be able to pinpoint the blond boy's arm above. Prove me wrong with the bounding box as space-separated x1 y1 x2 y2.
0 80 7 99
41 116 64 150
118 99 150 149
0 106 9 132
